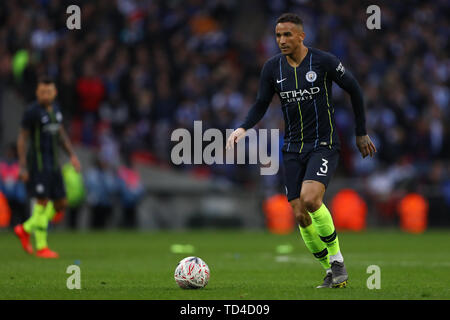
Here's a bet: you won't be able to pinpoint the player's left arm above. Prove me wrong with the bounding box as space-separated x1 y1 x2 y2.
326 54 377 158
58 126 81 172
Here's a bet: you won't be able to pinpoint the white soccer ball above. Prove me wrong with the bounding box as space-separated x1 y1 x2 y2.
174 256 210 289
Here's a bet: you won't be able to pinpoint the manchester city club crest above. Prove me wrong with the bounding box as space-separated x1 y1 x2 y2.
306 71 317 82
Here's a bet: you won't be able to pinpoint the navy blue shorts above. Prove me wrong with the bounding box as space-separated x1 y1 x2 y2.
282 146 339 202
27 169 67 200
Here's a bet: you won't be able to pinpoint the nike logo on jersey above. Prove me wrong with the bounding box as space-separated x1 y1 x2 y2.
277 78 287 84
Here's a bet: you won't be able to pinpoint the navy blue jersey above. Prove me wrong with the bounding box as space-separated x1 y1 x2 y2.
240 47 366 153
21 102 64 172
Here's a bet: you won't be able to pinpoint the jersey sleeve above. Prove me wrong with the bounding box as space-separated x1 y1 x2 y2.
20 108 35 131
325 53 367 136
239 60 275 130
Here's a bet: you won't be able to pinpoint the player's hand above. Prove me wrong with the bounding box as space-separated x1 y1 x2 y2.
19 167 29 182
226 128 247 150
71 155 82 172
356 135 377 158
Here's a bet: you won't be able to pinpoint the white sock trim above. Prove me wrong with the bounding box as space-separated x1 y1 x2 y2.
329 251 344 263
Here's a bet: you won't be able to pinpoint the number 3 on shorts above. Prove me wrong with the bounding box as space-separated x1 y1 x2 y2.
317 158 328 176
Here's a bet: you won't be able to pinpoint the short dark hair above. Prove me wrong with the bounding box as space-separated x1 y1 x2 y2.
37 75 55 85
276 13 303 28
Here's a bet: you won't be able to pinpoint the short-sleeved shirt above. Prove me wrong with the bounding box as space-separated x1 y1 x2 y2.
21 102 64 172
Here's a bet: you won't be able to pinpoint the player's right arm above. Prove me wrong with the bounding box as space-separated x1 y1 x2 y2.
226 60 275 149
17 128 29 182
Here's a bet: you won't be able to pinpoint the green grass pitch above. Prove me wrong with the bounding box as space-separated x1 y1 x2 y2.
0 229 449 299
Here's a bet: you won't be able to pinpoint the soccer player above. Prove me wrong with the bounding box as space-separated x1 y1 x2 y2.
226 13 376 288
14 76 81 258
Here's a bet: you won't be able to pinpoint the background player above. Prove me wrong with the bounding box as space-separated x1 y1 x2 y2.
14 76 81 258
227 13 376 288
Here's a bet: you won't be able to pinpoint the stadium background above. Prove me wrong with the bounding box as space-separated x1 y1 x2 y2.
0 0 449 232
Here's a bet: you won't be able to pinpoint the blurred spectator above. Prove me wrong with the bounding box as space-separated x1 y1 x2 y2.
76 60 106 145
0 143 27 227
84 156 118 229
76 61 105 114
117 154 144 228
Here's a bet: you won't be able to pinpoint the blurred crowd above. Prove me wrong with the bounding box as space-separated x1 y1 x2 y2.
0 0 449 224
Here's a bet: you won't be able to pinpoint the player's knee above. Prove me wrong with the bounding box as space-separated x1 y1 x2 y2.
300 194 322 213
290 200 311 226
54 199 67 212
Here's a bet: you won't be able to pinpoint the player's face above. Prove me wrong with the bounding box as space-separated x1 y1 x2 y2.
275 22 305 55
36 83 57 106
